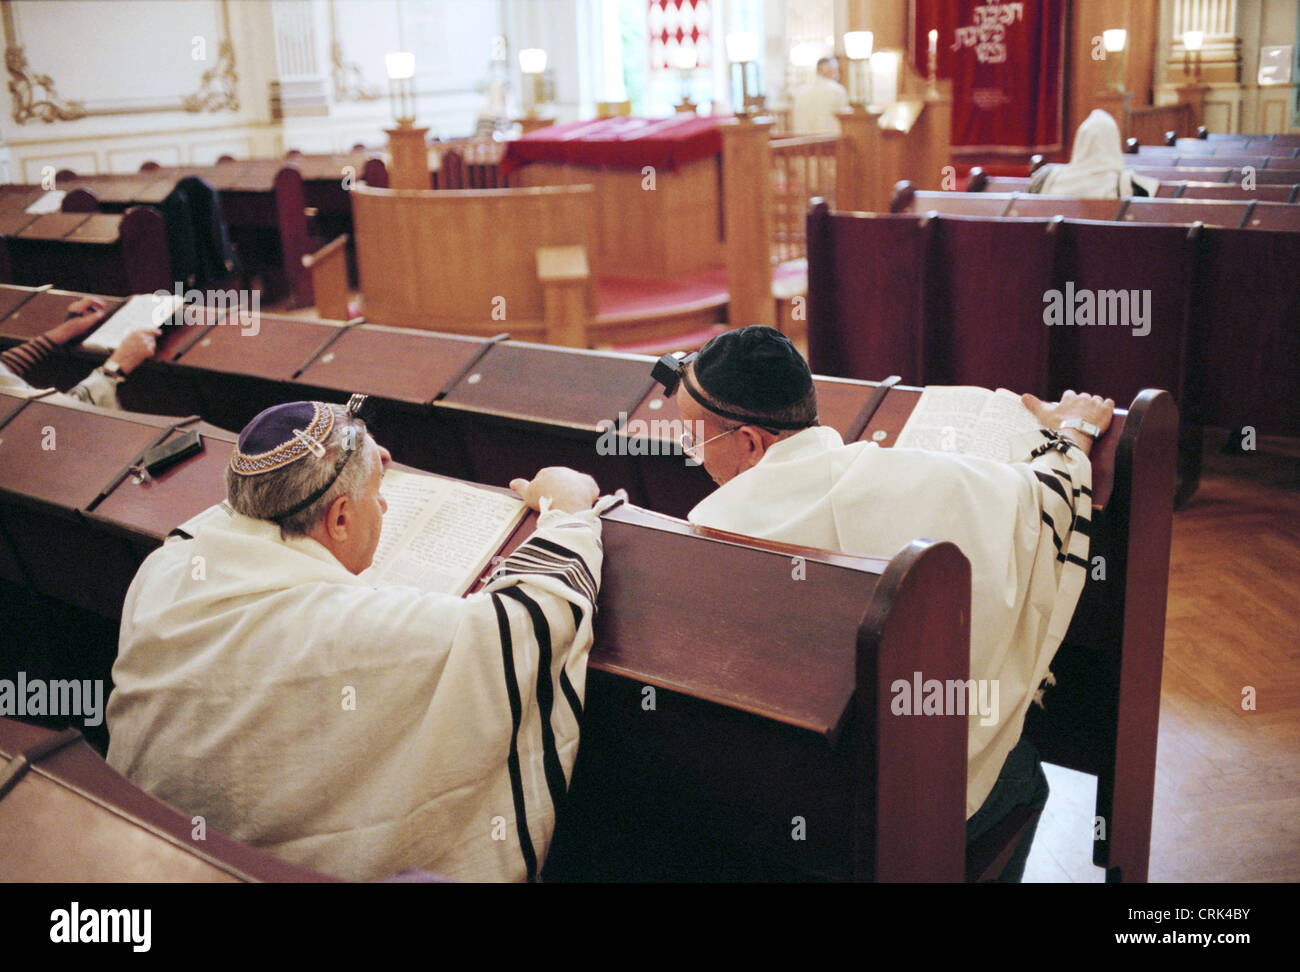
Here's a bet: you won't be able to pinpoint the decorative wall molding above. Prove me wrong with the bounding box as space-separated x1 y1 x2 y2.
328 0 381 102
2 0 240 123
5 40 86 122
3 2 85 122
183 37 239 113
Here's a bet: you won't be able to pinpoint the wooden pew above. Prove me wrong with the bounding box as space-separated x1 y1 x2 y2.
1244 201 1300 232
0 395 974 882
1120 197 1251 227
0 297 1178 879
1163 182 1299 203
0 207 169 296
0 717 334 882
891 183 1014 216
53 163 315 306
1001 196 1126 220
349 183 598 346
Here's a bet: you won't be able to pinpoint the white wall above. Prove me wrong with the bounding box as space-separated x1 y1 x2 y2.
0 0 509 182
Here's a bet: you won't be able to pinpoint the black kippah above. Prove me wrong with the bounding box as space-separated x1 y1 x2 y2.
692 326 814 414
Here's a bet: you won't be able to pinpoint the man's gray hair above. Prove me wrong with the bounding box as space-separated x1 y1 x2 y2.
225 405 375 538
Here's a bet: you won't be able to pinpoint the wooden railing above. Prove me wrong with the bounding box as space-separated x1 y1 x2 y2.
1124 101 1196 146
770 133 838 263
431 138 508 189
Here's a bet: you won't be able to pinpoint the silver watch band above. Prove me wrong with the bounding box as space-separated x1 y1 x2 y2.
1059 417 1101 438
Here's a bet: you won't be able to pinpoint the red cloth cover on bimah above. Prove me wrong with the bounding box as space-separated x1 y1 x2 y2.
911 0 1066 154
500 116 723 177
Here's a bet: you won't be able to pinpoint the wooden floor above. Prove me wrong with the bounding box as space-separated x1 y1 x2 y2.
1027 429 1300 882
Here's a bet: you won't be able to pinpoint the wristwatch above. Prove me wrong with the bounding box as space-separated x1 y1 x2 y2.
98 360 125 383
1059 417 1101 438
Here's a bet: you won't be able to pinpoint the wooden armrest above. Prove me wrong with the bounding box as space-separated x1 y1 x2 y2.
301 233 349 270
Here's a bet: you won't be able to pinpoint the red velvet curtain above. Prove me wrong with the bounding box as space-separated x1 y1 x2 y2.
911 0 1066 153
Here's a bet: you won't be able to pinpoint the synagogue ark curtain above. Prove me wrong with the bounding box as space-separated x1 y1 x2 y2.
910 0 1065 154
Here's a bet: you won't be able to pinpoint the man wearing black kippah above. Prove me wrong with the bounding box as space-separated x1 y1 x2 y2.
671 326 1114 882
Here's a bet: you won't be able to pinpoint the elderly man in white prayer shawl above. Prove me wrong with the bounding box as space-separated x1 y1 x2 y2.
107 396 617 883
1030 108 1157 198
657 327 1114 882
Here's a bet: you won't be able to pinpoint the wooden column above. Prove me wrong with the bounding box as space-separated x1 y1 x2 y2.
385 126 431 190
537 245 591 348
721 116 776 329
1176 83 1209 130
836 106 884 212
914 83 954 190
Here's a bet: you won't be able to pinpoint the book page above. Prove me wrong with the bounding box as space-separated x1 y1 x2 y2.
82 294 181 352
362 469 527 596
894 385 991 454
896 386 1042 462
25 190 66 214
966 388 1042 461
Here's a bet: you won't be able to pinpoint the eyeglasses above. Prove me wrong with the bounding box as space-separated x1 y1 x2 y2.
679 425 738 460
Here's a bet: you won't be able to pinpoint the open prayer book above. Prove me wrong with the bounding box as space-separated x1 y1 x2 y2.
894 386 1042 462
82 294 183 352
360 468 528 596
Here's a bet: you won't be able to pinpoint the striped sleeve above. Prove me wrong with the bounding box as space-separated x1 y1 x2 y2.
0 335 57 382
1015 427 1092 573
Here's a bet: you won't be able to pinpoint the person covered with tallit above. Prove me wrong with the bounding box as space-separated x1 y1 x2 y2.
107 396 619 882
659 327 1113 882
1029 108 1155 198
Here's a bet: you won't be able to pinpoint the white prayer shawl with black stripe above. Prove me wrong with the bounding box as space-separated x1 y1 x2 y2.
687 425 1091 816
106 500 607 882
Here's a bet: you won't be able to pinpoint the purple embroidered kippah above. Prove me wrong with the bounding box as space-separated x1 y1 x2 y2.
230 401 336 476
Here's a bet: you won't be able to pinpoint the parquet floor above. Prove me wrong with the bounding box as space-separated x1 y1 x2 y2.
1026 430 1300 882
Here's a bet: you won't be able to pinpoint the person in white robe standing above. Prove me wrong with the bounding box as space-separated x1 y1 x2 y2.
790 57 850 135
107 397 617 882
655 327 1113 881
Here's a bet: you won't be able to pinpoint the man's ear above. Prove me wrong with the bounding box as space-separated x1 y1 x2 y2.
322 492 351 542
735 426 768 470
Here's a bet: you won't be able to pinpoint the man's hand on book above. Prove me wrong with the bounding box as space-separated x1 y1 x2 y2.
511 467 600 514
45 297 108 345
1021 390 1115 455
